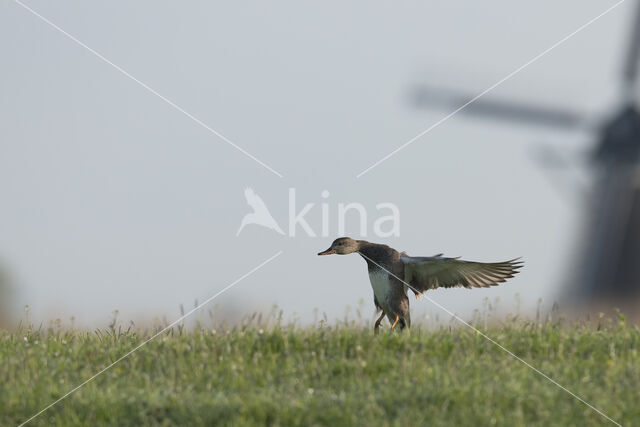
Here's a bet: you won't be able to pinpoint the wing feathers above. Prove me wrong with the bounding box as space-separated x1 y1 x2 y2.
401 256 522 293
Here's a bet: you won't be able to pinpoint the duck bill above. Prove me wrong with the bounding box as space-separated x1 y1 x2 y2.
317 248 336 256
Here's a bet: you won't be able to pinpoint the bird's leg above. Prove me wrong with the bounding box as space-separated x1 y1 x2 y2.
391 315 400 329
374 311 386 334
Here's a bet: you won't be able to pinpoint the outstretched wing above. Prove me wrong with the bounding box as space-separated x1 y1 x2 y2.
401 255 522 295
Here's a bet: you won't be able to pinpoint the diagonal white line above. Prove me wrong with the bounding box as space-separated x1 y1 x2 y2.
357 252 621 426
13 0 283 179
18 250 284 427
356 0 627 178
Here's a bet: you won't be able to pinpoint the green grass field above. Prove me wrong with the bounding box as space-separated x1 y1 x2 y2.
2 315 639 426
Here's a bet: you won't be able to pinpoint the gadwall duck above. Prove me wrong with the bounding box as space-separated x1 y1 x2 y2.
318 237 522 332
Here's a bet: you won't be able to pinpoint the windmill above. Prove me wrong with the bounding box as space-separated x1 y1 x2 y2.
409 3 640 314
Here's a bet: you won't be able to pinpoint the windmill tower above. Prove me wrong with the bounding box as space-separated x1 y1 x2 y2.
569 2 640 310
410 2 640 313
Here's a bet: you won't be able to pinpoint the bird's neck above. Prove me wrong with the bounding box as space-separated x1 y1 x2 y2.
355 240 371 251
356 240 382 259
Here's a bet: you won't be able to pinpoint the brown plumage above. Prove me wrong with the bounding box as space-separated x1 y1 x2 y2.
318 237 523 332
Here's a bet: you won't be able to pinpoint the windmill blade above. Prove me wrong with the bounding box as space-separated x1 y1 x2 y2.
526 143 589 205
623 0 640 92
528 144 571 169
410 85 591 130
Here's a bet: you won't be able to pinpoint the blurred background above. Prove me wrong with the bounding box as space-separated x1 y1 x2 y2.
1 0 638 328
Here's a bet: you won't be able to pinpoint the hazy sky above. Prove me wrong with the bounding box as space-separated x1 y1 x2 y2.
0 1 633 327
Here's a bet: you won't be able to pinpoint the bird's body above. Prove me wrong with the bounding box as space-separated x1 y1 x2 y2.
368 268 393 312
358 241 411 329
318 237 522 332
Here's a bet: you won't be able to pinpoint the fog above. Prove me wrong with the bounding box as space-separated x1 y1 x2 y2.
0 1 631 327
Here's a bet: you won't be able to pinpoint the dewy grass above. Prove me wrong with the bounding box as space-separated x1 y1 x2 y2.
1 312 639 426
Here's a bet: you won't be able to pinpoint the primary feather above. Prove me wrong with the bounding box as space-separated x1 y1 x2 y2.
401 255 523 295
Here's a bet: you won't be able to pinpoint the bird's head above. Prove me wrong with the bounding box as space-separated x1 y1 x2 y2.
317 237 360 256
